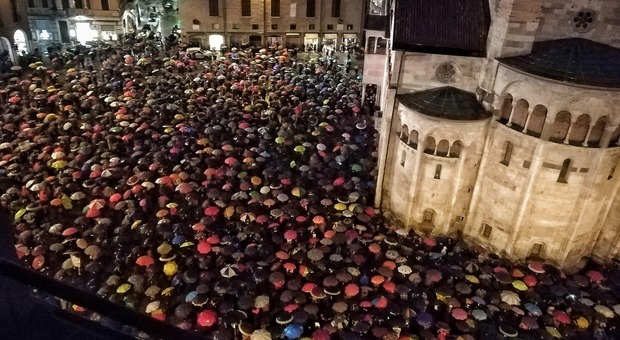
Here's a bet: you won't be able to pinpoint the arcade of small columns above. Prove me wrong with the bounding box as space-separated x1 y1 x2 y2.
497 94 620 149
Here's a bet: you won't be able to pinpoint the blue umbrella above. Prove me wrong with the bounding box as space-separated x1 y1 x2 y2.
283 323 303 339
416 312 434 329
524 303 542 316
172 234 186 245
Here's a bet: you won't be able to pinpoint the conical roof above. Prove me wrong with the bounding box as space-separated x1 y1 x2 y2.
499 38 620 88
396 86 490 121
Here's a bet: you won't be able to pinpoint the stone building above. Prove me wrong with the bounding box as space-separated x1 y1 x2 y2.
179 0 363 50
25 0 131 52
0 0 30 64
370 0 620 269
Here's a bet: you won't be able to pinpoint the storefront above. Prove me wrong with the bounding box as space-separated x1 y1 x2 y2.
208 34 224 50
343 33 358 47
304 33 319 51
323 33 338 51
267 35 282 47
285 33 300 49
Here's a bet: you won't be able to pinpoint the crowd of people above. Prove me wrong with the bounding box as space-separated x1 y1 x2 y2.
2 33 620 340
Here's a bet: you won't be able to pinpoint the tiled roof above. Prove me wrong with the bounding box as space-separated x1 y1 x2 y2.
499 38 620 88
392 0 490 57
397 86 491 121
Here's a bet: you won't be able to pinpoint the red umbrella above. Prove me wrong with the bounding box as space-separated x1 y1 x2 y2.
204 206 220 216
333 177 345 186
425 269 442 283
176 183 194 194
423 237 436 247
382 281 396 293
587 270 604 282
368 243 381 254
345 283 359 297
197 241 212 254
302 283 316 293
136 255 155 267
206 235 220 244
197 310 218 327
373 296 388 309
523 275 537 287
62 227 79 237
312 215 325 224
275 251 289 260
553 310 571 325
312 329 331 340
284 230 298 241
86 208 101 218
528 262 545 274
109 193 122 203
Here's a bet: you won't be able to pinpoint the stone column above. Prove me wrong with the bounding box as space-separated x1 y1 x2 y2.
406 137 426 227
442 149 468 235
463 122 494 236
522 108 533 134
599 126 615 148
506 102 516 127
563 120 575 144
506 142 545 256
582 124 594 147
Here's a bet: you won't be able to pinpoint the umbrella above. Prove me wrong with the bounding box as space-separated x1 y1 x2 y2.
451 308 468 320
220 265 239 278
250 329 272 340
255 295 269 309
197 309 218 327
416 312 434 329
595 304 615 318
553 310 571 324
283 323 303 339
500 290 521 305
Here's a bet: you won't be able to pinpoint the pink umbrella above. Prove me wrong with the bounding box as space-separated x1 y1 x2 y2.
224 157 237 166
451 308 468 320
423 237 436 247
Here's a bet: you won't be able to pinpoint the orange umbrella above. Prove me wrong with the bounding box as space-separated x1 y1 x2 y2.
136 255 155 267
371 275 385 286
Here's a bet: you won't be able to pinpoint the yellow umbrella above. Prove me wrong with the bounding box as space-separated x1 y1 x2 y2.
15 208 27 220
61 196 73 210
576 317 589 328
157 242 172 255
164 261 178 276
116 283 132 294
131 220 143 230
334 203 347 211
512 280 528 291
546 326 561 338
466 275 480 284
51 160 68 169
161 287 174 296
224 206 235 219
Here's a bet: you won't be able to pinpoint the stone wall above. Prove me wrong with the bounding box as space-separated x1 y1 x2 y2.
382 104 489 236
398 53 484 94
536 0 620 48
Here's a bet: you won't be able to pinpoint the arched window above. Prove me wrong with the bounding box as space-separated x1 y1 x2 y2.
409 130 419 149
500 141 513 166
588 116 607 147
450 141 463 158
436 140 449 157
399 124 409 143
499 94 512 122
558 159 571 183
549 111 571 143
569 114 590 146
526 105 547 138
424 136 436 155
511 99 529 130
434 164 442 179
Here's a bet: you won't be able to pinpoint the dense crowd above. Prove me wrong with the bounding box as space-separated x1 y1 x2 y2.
2 34 620 340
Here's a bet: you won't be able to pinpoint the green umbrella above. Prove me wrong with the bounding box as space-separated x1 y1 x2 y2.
294 145 306 153
275 137 285 144
351 164 362 172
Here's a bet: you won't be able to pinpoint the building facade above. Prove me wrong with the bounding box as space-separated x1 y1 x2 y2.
179 0 363 50
371 0 620 269
25 0 132 52
0 0 30 64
